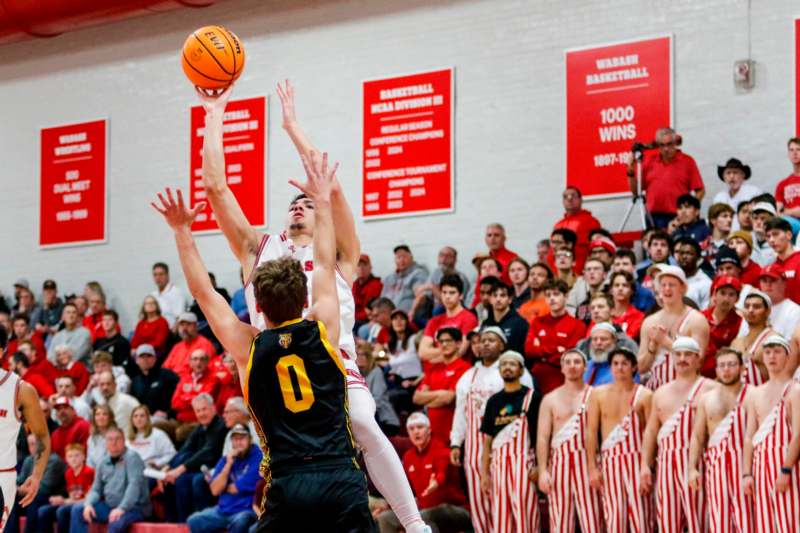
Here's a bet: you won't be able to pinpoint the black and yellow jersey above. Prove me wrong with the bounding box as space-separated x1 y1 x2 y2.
243 318 356 476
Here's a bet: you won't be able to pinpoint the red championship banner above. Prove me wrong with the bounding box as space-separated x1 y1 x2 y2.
565 35 673 198
189 96 266 232
362 68 454 219
40 119 107 247
795 19 800 134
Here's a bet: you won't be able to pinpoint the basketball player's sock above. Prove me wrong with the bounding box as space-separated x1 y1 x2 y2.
348 386 426 532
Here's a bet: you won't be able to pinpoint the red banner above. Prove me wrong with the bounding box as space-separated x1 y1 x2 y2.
796 19 800 134
565 36 672 198
190 96 266 232
362 68 454 219
40 119 107 247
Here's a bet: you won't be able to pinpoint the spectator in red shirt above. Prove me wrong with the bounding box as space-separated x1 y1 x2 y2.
525 279 587 394
10 351 55 399
171 349 221 423
131 295 171 357
776 137 800 219
484 223 518 285
609 271 645 341
18 338 59 385
627 127 705 229
82 285 117 342
766 217 800 303
51 396 92 459
700 276 742 378
553 186 602 270
4 313 46 368
726 231 761 287
53 344 90 395
419 275 478 362
37 443 95 533
469 256 504 310
376 412 469 533
413 327 472 443
162 312 217 376
213 353 242 414
352 254 383 331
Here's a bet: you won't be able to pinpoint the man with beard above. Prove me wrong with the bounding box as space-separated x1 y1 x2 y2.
638 266 709 390
586 347 654 533
526 279 586 394
700 276 742 377
450 327 533 533
732 291 775 386
742 336 800 531
537 348 603 533
518 262 553 322
479 351 542 533
583 323 638 386
186 424 262 533
640 336 715 533
688 348 754 533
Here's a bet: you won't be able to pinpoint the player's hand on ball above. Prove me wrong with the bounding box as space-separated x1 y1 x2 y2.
196 85 233 114
151 188 206 230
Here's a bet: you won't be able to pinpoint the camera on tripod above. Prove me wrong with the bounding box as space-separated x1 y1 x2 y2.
631 141 656 153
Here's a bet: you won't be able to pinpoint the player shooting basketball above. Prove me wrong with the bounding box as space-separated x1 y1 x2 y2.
152 152 375 531
194 81 426 532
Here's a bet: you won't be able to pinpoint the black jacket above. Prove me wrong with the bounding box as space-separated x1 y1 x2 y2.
179 415 227 471
130 367 180 418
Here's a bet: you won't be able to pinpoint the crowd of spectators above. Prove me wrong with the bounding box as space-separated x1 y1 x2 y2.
5 133 800 532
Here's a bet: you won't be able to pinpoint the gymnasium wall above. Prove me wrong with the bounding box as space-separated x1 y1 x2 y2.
0 0 796 329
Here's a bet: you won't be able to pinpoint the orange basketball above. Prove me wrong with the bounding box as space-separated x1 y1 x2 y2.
181 25 245 90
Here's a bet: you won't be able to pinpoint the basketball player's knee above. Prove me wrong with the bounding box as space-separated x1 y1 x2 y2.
349 406 382 445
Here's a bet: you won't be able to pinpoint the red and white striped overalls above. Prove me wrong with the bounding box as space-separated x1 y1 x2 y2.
490 388 538 533
464 369 494 533
752 382 800 532
645 310 692 390
656 377 707 533
742 329 770 386
601 385 653 533
704 384 753 533
547 387 604 533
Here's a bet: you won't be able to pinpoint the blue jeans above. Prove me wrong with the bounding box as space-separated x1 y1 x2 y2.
38 503 75 533
187 507 257 533
69 501 146 533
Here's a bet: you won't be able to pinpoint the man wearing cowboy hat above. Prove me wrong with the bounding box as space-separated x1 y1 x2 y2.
712 157 761 211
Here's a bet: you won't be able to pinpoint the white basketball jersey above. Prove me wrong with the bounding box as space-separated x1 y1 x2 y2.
0 370 21 470
245 232 358 363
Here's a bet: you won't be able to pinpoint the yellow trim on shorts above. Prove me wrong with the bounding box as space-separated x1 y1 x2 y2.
317 320 347 377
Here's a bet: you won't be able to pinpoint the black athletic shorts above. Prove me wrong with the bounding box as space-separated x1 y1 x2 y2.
254 459 376 533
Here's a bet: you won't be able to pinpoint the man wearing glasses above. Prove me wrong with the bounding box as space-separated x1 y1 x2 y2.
627 127 705 229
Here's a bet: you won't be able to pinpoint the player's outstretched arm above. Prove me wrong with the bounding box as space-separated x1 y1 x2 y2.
152 187 257 368
289 151 341 346
17 381 51 507
278 80 360 281
197 87 262 274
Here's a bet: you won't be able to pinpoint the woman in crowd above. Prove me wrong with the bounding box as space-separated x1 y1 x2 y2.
609 270 645 341
87 404 117 468
356 341 400 436
386 310 423 416
126 405 176 468
508 258 531 309
131 295 171 357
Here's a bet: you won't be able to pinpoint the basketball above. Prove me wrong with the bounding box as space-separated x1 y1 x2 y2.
181 25 245 90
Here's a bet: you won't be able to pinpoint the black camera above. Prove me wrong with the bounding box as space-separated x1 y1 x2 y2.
631 141 656 152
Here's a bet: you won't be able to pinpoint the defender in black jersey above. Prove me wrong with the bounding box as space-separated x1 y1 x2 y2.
154 152 375 532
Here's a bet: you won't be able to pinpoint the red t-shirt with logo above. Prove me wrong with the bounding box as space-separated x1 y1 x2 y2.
776 174 800 210
423 308 479 339
641 151 704 214
403 438 467 509
66 465 95 499
419 357 472 443
777 251 800 304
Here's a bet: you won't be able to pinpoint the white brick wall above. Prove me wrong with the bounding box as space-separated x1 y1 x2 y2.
0 0 796 329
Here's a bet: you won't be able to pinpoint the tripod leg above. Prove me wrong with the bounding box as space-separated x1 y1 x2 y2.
618 199 638 232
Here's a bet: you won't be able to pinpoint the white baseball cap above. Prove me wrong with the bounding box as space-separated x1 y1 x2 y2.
671 336 700 354
655 265 687 286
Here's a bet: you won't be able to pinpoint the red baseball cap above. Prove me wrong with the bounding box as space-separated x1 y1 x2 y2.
53 396 73 409
760 264 785 280
711 275 742 294
358 254 371 265
589 237 616 256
